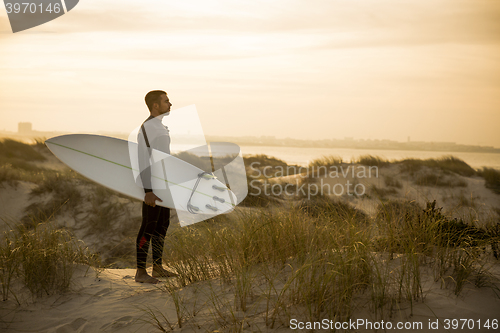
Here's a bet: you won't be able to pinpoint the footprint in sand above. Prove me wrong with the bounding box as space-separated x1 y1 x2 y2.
100 316 134 330
55 317 87 333
93 287 114 297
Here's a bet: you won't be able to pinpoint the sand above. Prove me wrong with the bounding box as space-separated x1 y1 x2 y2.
1 264 499 332
1 153 500 332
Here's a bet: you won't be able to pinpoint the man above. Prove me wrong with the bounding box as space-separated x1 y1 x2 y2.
135 90 177 284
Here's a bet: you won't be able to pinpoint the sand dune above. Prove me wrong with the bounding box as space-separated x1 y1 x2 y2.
1 264 499 332
1 144 500 332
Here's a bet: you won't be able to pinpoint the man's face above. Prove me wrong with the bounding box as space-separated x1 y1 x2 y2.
155 94 172 115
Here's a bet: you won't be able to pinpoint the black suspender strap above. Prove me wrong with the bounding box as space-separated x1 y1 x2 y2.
141 115 155 148
141 124 150 148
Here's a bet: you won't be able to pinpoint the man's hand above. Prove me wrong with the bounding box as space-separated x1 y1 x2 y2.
144 192 163 207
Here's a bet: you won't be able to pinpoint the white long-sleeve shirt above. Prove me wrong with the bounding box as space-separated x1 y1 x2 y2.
137 115 171 192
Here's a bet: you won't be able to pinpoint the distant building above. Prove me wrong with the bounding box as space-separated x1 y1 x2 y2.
18 122 32 133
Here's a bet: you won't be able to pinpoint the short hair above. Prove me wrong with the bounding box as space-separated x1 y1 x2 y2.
145 90 167 112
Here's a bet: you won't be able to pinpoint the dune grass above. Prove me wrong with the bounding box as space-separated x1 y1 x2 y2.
244 154 289 169
351 155 479 189
355 155 390 167
0 220 99 301
384 175 402 188
22 170 84 228
398 155 476 177
173 151 213 173
0 138 46 162
1 139 499 328
147 198 499 331
353 155 476 177
413 172 468 188
242 154 305 206
308 155 343 168
478 167 500 194
244 154 301 181
307 155 343 177
0 138 49 185
370 184 399 199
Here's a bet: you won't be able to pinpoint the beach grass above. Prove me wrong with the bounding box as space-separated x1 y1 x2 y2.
244 154 289 169
413 172 468 188
148 198 499 330
0 220 99 301
398 155 476 177
0 138 46 162
307 155 343 177
478 167 500 194
355 155 390 167
1 139 499 330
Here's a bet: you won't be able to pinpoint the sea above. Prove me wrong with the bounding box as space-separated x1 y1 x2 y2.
239 145 500 170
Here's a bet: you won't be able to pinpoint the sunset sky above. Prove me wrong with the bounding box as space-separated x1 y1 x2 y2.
1 0 499 147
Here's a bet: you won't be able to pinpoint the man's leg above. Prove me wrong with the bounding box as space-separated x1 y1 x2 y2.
135 202 161 283
152 207 177 277
152 206 169 267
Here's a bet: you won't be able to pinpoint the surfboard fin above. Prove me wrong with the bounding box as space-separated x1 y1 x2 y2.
199 172 216 180
205 204 219 212
212 185 227 191
213 196 225 203
187 204 200 213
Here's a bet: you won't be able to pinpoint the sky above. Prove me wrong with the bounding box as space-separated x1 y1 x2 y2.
1 0 499 147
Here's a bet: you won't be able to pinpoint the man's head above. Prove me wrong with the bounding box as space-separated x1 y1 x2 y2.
145 90 171 116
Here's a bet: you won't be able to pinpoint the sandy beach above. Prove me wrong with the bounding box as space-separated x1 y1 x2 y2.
1 264 499 333
1 142 500 333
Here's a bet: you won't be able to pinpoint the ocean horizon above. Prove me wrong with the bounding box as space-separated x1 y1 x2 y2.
238 145 500 170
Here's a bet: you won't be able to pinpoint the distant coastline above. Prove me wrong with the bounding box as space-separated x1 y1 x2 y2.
1 130 499 154
208 135 500 154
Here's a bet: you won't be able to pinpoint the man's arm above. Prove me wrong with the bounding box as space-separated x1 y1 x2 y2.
138 139 153 193
138 131 164 207
143 134 170 207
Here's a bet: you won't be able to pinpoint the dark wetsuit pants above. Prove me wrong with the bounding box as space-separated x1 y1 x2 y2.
136 203 170 270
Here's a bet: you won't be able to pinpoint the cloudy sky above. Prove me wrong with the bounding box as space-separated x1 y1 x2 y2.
1 0 499 147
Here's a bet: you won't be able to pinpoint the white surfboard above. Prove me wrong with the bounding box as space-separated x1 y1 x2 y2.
45 134 237 226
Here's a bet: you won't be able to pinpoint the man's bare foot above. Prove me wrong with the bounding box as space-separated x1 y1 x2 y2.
152 266 178 278
135 268 159 284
